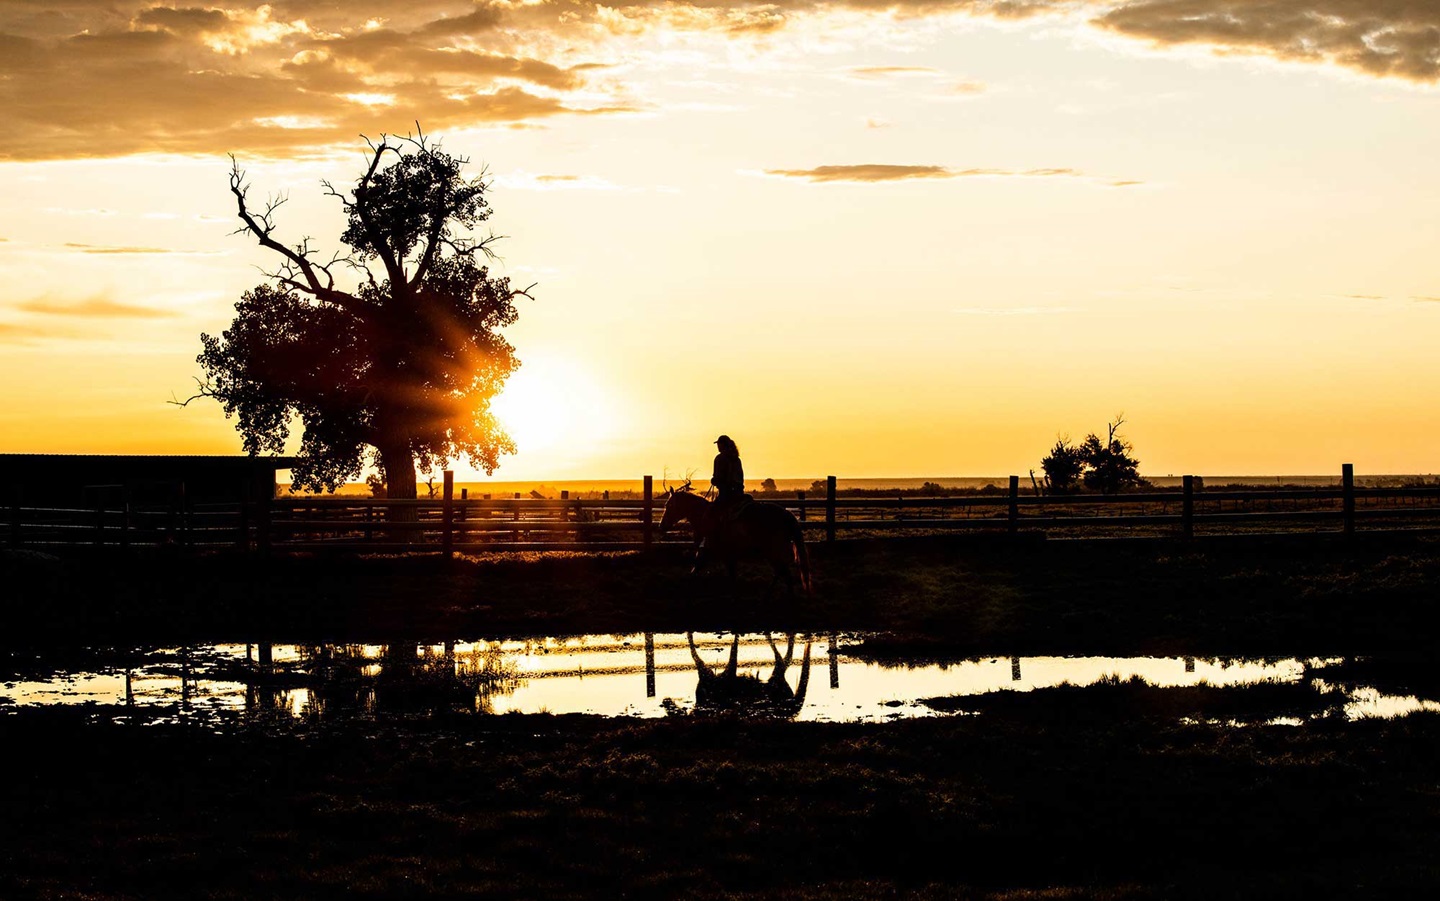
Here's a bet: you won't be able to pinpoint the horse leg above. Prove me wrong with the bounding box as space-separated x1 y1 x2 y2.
765 567 786 604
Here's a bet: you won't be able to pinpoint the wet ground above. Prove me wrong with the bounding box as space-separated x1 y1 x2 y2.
6 632 1438 728
7 539 1440 898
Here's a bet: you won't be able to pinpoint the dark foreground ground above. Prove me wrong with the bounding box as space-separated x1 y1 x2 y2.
6 530 1440 655
5 533 1440 898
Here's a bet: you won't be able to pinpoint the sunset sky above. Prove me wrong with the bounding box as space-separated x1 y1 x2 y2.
2 1 1439 484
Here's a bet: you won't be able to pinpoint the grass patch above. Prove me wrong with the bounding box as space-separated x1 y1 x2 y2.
920 675 1343 723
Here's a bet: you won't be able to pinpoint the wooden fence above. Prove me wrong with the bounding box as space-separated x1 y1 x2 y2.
8 465 1440 555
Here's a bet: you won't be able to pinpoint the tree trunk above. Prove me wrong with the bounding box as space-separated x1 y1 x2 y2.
378 438 418 538
381 442 418 500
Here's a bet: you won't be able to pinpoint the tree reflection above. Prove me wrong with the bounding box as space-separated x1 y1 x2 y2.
242 641 517 723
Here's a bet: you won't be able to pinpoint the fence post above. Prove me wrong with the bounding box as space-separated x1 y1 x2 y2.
1342 463 1355 537
258 489 272 555
442 470 454 560
797 490 806 522
643 475 654 549
120 488 131 550
238 495 251 551
825 476 836 543
179 481 190 548
8 489 19 548
645 632 656 698
1182 475 1195 539
1008 476 1019 535
94 497 105 547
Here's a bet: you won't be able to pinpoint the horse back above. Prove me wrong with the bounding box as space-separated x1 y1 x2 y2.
737 500 803 541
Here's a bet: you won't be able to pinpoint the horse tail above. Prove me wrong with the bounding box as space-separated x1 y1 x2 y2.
790 517 812 597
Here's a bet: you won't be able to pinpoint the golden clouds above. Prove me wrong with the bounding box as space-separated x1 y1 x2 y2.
15 295 177 318
0 2 625 161
761 164 1132 183
0 1 1435 161
0 291 174 344
848 66 943 78
764 164 957 182
1094 1 1440 82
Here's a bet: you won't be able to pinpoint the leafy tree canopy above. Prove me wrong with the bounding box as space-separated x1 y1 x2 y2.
1041 416 1147 495
186 130 530 497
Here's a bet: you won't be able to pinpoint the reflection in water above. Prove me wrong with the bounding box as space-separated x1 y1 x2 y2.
3 635 1438 727
684 632 811 719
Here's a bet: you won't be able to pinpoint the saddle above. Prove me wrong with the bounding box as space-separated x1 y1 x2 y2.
709 493 754 530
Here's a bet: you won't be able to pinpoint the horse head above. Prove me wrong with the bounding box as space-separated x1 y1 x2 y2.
659 478 702 534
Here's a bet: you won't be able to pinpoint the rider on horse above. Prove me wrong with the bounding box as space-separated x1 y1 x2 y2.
697 434 749 567
711 434 745 509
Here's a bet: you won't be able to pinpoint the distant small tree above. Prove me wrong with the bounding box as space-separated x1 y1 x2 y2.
1040 417 1147 494
1079 415 1146 494
1041 437 1084 495
920 481 944 497
760 478 777 492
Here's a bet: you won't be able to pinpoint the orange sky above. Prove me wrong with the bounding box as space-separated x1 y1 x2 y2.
2 1 1439 483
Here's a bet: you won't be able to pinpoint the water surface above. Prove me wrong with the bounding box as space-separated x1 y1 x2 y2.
6 633 1437 728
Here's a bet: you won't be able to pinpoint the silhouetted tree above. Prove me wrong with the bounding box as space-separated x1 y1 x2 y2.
760 477 777 493
1041 437 1084 495
1040 418 1147 494
1079 416 1146 494
185 130 530 499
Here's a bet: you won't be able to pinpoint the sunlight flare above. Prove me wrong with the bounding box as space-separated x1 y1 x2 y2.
489 355 620 456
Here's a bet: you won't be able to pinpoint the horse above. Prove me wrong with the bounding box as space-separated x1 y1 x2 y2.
659 486 812 597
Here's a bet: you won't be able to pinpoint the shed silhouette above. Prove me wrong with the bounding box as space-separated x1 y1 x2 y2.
0 454 296 506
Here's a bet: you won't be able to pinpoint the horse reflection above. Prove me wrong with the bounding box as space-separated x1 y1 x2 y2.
685 632 812 718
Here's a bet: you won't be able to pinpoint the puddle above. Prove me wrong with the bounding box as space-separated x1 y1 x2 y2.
1 634 1433 727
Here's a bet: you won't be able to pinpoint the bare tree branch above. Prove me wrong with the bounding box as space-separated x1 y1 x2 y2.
168 377 216 408
230 155 371 318
351 137 408 290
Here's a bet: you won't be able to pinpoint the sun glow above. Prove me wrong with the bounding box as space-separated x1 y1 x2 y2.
489 355 620 458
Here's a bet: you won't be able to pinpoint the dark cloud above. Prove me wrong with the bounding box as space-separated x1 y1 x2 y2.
1095 0 1440 83
418 4 506 36
134 6 229 36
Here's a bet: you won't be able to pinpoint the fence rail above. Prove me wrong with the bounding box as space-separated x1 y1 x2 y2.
8 464 1440 555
